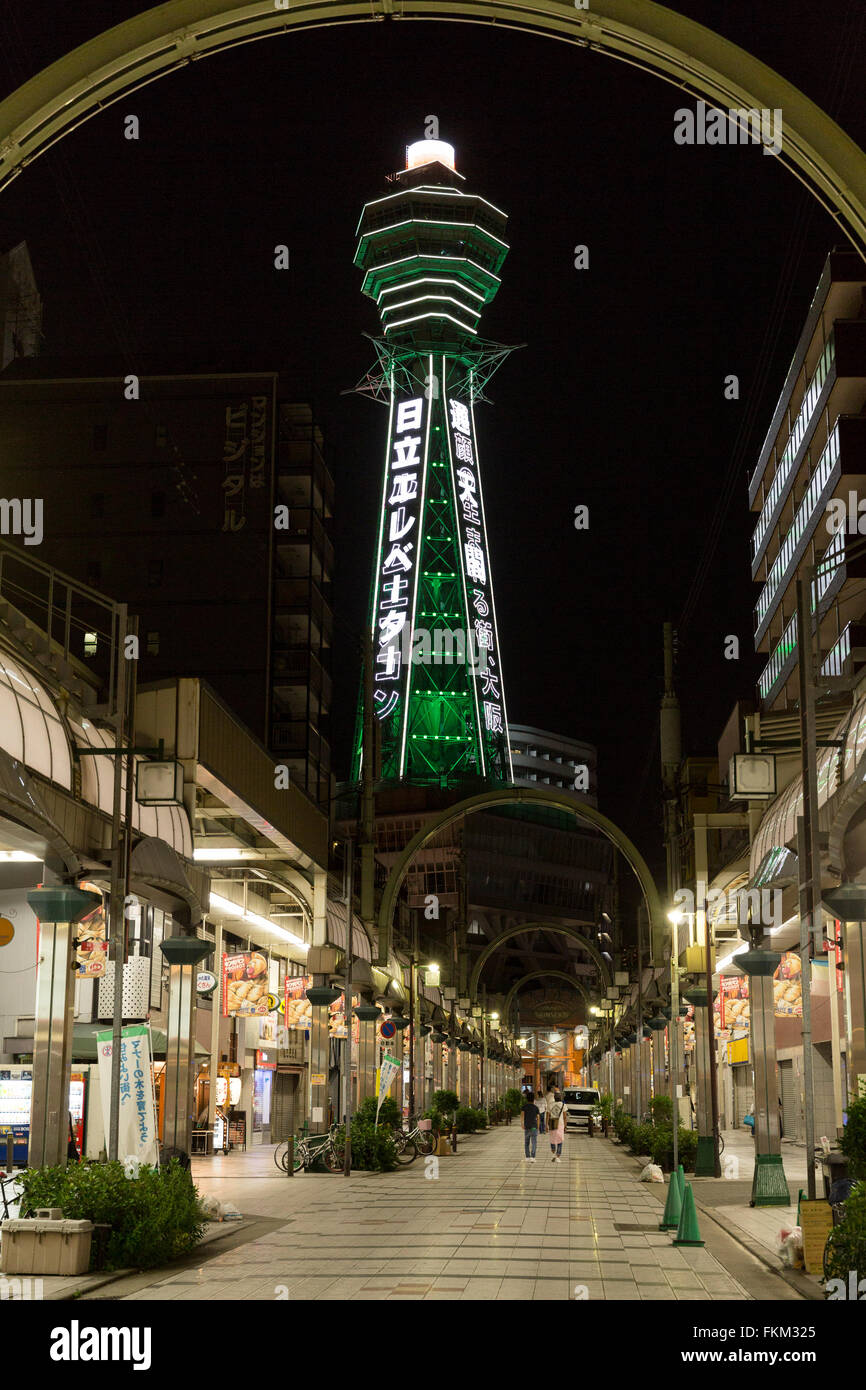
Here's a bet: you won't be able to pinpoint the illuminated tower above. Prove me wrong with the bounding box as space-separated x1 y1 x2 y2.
352 138 517 786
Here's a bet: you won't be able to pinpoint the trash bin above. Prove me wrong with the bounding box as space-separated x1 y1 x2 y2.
0 1219 93 1275
821 1150 849 1200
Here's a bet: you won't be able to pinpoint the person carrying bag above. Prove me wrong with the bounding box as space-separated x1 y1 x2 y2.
548 1090 566 1163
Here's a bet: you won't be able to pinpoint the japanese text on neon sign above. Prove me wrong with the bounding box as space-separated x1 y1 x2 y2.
447 396 503 735
373 395 428 721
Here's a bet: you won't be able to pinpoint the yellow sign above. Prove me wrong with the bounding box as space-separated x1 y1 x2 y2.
800 1199 834 1274
311 1073 326 1086
727 1037 749 1065
0 918 14 947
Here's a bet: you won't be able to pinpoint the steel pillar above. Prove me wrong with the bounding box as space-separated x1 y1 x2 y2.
742 951 790 1206
28 886 100 1168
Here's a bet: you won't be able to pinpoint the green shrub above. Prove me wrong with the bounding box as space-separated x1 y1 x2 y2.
599 1093 613 1122
649 1094 673 1126
502 1088 523 1117
648 1125 698 1173
824 1182 866 1289
613 1107 633 1144
355 1095 401 1129
628 1123 655 1156
840 1096 866 1181
345 1116 398 1171
455 1106 479 1134
17 1160 204 1271
432 1089 459 1117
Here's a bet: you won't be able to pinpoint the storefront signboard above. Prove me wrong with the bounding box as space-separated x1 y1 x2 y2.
75 881 108 977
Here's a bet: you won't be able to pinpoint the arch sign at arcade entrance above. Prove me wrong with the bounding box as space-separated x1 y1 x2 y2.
0 0 865 256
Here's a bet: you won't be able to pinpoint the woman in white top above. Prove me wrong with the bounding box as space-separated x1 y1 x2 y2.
536 1087 547 1133
547 1090 566 1162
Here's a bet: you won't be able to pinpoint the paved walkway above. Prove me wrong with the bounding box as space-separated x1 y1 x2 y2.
72 1126 804 1302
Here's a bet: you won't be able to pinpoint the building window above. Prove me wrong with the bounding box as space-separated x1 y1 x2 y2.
93 423 108 451
89 493 105 518
151 490 166 519
146 631 160 656
147 559 163 587
83 631 98 658
86 561 101 587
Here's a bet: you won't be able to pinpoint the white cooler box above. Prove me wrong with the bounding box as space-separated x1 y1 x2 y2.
0 1219 93 1275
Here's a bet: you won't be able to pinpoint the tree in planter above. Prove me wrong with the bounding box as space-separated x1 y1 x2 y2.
502 1088 523 1118
824 1182 866 1289
432 1089 459 1135
840 1096 866 1181
355 1095 400 1130
335 1115 398 1172
649 1094 673 1126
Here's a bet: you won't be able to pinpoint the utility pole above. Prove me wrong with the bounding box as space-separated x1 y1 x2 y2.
796 575 821 1199
342 838 354 1176
107 605 129 1162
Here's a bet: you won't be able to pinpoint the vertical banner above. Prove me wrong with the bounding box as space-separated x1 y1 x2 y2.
375 1053 401 1122
369 385 431 760
445 384 510 778
96 1024 159 1165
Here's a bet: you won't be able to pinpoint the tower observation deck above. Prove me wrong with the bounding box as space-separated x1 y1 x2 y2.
352 138 518 788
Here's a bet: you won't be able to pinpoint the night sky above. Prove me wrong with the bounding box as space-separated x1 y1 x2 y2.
3 1 865 880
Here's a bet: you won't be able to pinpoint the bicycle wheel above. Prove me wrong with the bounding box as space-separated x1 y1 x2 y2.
293 1143 306 1174
415 1128 436 1156
323 1140 346 1173
394 1131 419 1165
274 1142 288 1173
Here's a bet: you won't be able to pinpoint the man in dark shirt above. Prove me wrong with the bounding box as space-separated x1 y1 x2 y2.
522 1091 539 1162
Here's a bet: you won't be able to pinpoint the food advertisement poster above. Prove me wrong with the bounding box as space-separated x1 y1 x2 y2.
284 976 360 1038
75 881 108 977
222 951 269 1016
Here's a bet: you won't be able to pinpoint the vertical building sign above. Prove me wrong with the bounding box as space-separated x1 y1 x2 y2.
370 385 430 755
221 395 269 532
445 385 509 777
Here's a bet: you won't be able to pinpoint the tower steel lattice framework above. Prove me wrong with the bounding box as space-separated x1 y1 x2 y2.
352 139 521 787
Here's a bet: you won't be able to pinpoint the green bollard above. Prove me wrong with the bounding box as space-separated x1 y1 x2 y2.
672 1181 705 1247
659 1171 683 1231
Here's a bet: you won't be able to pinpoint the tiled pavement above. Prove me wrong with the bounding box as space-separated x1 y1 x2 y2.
72 1125 807 1302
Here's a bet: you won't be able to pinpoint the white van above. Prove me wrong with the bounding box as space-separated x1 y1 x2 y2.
562 1087 601 1131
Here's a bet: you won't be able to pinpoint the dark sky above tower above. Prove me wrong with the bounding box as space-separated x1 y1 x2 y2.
2 1 865 882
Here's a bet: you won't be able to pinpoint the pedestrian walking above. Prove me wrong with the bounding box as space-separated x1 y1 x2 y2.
522 1090 539 1162
536 1086 547 1134
547 1089 566 1163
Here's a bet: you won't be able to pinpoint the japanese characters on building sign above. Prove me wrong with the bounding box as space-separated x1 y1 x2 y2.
445 391 505 756
371 390 430 728
221 395 268 533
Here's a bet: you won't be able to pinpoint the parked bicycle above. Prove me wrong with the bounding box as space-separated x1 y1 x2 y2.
274 1125 346 1175
393 1122 437 1165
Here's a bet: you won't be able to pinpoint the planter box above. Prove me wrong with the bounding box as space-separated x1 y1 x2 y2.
435 1136 451 1157
1 1219 93 1276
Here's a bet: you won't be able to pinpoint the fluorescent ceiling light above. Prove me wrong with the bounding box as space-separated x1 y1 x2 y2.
194 848 245 862
0 850 41 862
209 891 308 952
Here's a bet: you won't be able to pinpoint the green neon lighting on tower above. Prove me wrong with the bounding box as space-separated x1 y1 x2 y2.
351 137 519 787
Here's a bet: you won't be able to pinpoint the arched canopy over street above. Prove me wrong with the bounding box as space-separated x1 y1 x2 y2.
376 786 666 968
502 969 591 1025
2 0 866 250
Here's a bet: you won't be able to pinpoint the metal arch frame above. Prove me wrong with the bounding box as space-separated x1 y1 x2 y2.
503 968 591 1023
470 919 612 999
377 785 665 965
1 1 866 251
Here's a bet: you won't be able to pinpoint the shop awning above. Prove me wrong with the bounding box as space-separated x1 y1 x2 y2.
72 1024 209 1062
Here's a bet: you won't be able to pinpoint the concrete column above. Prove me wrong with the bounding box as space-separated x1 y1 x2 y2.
843 921 866 1099
686 989 714 1176
28 886 100 1168
639 1037 651 1115
160 936 210 1153
307 871 330 1134
741 950 790 1205
649 1022 666 1103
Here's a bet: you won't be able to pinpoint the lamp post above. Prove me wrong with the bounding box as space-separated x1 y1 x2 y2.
668 909 682 1177
160 934 211 1155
